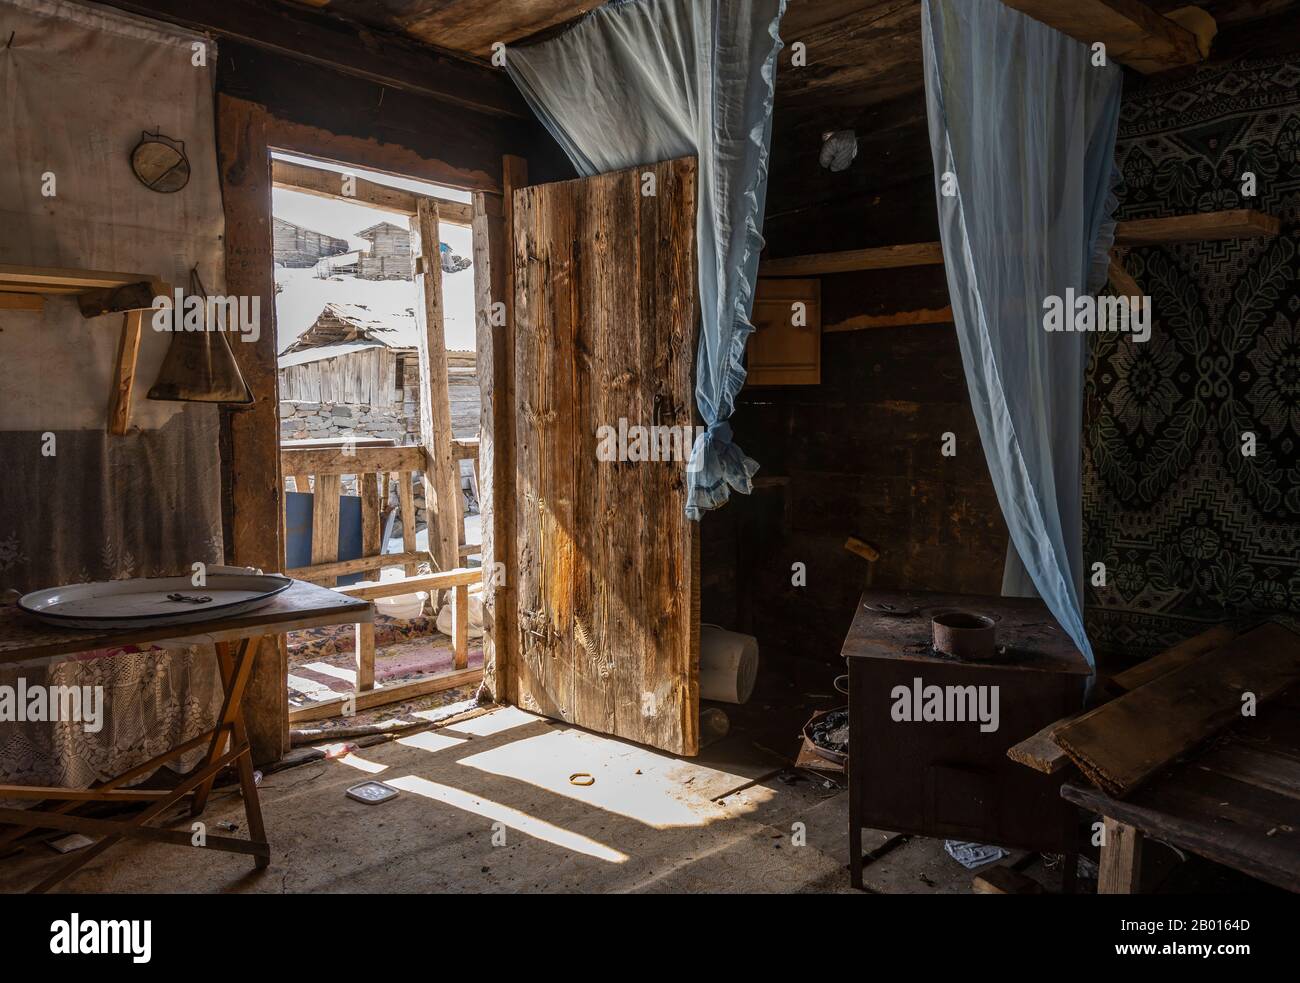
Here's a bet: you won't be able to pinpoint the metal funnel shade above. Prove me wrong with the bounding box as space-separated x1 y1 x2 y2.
147 325 254 404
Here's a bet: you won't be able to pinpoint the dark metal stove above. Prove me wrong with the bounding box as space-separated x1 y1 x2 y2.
842 589 1092 890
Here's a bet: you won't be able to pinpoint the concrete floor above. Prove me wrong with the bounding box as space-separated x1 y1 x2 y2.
0 705 1060 895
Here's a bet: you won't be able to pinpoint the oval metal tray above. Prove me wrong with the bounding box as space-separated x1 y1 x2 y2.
18 573 293 629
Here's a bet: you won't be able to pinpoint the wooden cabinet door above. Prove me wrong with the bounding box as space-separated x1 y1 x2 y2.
746 278 821 386
510 157 700 756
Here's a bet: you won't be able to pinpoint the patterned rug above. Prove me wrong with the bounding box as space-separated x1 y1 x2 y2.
1085 55 1300 660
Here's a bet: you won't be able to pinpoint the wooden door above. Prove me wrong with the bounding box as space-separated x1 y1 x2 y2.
511 157 700 756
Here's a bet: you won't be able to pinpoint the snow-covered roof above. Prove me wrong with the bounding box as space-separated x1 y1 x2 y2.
280 302 420 356
278 340 386 368
355 221 409 240
274 254 477 352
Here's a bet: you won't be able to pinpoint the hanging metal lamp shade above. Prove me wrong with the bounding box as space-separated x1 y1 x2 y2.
147 268 254 405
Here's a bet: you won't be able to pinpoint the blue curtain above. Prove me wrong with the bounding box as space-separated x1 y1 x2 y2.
921 0 1123 666
506 0 787 519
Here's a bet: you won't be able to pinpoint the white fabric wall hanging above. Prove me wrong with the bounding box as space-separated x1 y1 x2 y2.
0 0 227 792
921 0 1124 667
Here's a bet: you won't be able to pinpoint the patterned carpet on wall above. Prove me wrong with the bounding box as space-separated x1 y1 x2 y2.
1085 55 1300 661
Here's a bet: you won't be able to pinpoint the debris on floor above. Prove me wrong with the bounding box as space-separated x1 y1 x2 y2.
944 840 1010 869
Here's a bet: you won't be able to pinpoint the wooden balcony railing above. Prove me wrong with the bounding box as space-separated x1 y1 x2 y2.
282 444 433 583
288 567 482 724
280 443 483 721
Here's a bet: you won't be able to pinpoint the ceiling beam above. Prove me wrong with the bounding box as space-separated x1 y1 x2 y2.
408 0 607 57
91 0 528 118
1000 0 1206 73
271 160 474 226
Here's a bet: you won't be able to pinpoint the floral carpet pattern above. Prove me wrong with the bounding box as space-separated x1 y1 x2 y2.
1085 56 1300 659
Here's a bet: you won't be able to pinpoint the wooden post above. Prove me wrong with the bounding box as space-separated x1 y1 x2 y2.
454 458 468 551
472 155 526 704
398 470 418 577
311 473 341 581
1098 816 1144 894
452 582 469 670
361 471 382 581
415 198 461 575
1107 249 1142 298
355 620 375 691
217 95 287 765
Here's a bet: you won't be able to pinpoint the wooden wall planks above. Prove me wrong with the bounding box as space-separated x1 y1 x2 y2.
415 199 463 575
715 263 1008 667
511 157 700 756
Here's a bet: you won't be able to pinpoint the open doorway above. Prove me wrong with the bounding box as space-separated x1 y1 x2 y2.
268 152 485 735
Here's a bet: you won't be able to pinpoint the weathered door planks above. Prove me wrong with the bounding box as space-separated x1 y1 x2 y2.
512 157 699 756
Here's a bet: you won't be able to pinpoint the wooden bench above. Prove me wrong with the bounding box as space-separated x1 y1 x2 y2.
1062 684 1300 894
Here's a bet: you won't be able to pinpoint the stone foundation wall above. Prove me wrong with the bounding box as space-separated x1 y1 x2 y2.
279 400 417 445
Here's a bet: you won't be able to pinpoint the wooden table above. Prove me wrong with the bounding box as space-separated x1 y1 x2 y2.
842 589 1092 891
1062 683 1300 894
0 580 370 893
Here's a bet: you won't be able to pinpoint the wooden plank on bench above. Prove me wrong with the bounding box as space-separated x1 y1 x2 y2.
1008 624 1234 774
1063 763 1300 893
1054 622 1300 797
1109 624 1236 693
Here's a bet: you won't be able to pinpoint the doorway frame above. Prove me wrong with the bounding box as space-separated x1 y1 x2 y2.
216 93 524 761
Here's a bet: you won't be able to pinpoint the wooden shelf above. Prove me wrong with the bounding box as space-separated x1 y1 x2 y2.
759 210 1280 278
1114 209 1280 245
0 263 151 295
824 307 954 332
759 242 944 277
0 264 166 436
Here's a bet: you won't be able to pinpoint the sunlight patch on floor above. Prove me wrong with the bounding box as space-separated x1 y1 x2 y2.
303 661 357 684
286 673 339 700
397 730 468 753
456 727 746 829
442 705 545 738
386 774 628 863
334 753 388 774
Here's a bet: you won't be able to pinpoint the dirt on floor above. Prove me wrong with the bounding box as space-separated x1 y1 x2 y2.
1 660 1272 894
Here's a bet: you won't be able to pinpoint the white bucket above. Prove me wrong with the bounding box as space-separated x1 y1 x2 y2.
699 626 759 704
375 591 427 620
435 584 486 639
